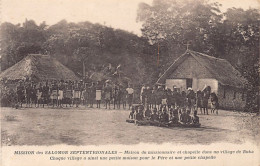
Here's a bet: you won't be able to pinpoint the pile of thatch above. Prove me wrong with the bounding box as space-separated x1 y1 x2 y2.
0 54 79 82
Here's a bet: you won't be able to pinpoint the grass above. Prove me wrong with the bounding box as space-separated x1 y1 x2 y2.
1 107 259 146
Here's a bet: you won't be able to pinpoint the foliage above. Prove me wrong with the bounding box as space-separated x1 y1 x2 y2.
0 1 259 111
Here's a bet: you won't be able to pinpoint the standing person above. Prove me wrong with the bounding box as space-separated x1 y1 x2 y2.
96 81 102 109
81 83 88 107
146 87 152 109
51 81 58 107
141 85 147 106
31 84 37 107
58 80 65 108
210 92 219 114
196 90 203 114
187 88 196 114
151 86 157 109
161 88 168 110
42 81 50 108
104 81 112 109
126 85 134 109
25 82 32 108
155 86 161 109
16 81 25 108
121 87 127 109
65 81 73 107
36 83 43 107
88 82 95 108
117 85 123 109
166 88 173 109
171 87 178 108
180 91 187 109
202 86 211 115
113 85 119 109
73 82 81 108
202 92 209 115
140 84 145 104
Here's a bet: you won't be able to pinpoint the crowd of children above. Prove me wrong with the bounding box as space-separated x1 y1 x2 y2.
4 79 219 117
14 79 135 109
139 84 219 115
129 104 200 126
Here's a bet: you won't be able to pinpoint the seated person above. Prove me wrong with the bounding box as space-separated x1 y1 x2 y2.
134 108 144 121
186 109 192 123
129 106 135 119
151 108 159 121
170 108 179 124
180 109 192 124
192 110 200 124
160 108 169 124
145 106 152 119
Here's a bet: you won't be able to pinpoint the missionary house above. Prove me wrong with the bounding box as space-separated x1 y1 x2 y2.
156 50 248 110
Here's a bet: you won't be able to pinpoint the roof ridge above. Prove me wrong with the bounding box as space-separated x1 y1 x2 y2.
156 50 189 84
188 50 226 61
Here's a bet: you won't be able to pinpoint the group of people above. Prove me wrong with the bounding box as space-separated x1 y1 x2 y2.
11 79 219 116
139 85 219 115
15 80 135 109
129 104 200 126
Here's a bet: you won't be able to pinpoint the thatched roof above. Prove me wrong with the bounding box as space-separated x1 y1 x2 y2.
0 54 79 81
156 50 247 88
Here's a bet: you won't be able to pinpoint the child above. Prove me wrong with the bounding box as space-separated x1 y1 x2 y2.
36 83 43 107
73 83 81 108
51 81 58 107
129 106 135 119
151 108 159 122
104 82 112 109
42 81 50 107
210 92 219 115
58 81 65 108
160 107 169 124
96 81 102 108
16 81 25 108
144 106 152 119
192 110 200 124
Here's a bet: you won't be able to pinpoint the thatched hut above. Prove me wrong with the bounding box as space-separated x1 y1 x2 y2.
0 54 79 82
156 50 248 110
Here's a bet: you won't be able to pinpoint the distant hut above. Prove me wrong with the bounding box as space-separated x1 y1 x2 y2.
156 50 248 110
0 54 79 83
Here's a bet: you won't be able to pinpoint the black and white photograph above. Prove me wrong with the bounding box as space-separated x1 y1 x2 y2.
0 0 259 164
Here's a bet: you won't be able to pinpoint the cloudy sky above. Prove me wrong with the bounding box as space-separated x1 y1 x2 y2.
1 0 259 35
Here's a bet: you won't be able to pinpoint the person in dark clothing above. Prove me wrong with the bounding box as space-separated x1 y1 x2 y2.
210 92 219 114
196 90 203 114
121 88 127 109
144 106 152 119
31 84 37 107
51 81 58 107
126 86 134 109
88 82 95 108
160 107 169 125
187 88 196 114
104 82 112 109
202 91 210 115
151 107 159 122
25 82 32 108
42 81 50 107
16 81 25 108
129 106 135 119
96 81 102 108
192 110 200 124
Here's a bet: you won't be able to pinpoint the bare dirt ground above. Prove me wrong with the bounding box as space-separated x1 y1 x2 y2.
1 107 259 146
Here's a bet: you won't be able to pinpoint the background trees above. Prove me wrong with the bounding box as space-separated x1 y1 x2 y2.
0 0 259 111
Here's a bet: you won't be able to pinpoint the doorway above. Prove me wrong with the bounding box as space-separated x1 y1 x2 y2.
186 78 192 89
